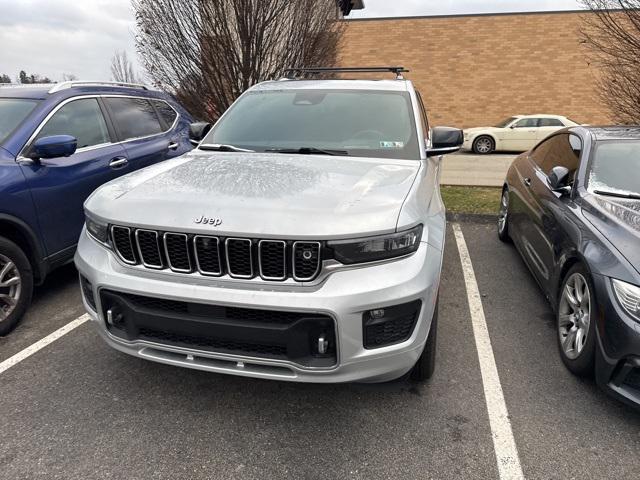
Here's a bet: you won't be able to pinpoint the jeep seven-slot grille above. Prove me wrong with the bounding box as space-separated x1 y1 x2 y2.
110 226 322 282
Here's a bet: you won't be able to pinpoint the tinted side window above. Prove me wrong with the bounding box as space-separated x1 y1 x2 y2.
152 100 178 129
105 97 163 141
539 118 564 127
514 118 539 128
36 98 110 149
532 134 581 176
530 136 555 168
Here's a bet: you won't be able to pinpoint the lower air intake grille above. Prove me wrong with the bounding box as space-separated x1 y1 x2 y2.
363 300 422 349
138 328 288 357
100 290 337 367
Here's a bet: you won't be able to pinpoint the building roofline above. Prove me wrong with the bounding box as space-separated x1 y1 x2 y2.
344 9 592 22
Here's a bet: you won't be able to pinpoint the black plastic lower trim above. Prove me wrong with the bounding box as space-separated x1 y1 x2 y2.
100 290 337 368
363 300 422 349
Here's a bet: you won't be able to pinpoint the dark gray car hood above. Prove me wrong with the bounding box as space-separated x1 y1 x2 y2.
582 193 640 273
86 151 420 239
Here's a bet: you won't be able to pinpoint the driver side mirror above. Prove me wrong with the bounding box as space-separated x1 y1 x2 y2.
29 135 77 161
426 127 463 157
189 122 212 145
548 166 571 193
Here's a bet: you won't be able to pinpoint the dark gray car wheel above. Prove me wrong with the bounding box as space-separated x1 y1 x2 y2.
498 187 511 242
472 135 495 155
0 237 33 336
557 264 596 376
411 298 438 381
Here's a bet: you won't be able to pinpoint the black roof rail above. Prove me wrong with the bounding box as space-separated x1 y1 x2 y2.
283 66 409 80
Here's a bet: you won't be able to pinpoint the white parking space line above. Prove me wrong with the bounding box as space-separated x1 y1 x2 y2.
0 314 89 375
452 223 525 480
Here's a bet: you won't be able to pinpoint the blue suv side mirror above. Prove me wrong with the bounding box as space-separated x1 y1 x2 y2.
30 135 78 160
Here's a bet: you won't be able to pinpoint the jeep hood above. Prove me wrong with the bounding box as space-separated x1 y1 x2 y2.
86 151 421 239
582 193 640 274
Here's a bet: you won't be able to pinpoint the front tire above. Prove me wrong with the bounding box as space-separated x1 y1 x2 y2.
411 299 438 381
0 237 33 336
498 187 511 242
557 264 596 377
473 135 495 155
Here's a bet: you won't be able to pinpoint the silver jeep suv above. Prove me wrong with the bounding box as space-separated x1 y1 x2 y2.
75 67 463 383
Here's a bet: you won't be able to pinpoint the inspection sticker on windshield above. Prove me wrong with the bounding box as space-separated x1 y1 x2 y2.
380 141 404 148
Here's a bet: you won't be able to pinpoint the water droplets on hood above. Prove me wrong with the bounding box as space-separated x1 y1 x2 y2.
135 153 324 199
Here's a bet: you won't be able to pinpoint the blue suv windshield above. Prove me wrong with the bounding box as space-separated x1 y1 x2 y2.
0 98 40 144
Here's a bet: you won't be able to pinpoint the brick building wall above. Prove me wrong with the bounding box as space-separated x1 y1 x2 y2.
338 11 611 128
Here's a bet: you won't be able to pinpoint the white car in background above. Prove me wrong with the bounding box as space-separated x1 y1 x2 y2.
463 114 580 154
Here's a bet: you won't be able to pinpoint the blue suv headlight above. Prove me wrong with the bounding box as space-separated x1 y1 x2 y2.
328 225 422 265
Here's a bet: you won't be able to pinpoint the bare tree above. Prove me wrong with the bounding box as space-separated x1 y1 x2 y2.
61 73 78 81
133 0 344 120
110 50 139 84
581 1 640 123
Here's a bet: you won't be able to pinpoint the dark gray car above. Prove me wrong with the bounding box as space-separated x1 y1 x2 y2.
499 126 640 410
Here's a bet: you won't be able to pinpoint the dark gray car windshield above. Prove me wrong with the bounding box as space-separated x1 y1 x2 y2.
589 141 640 196
201 89 420 160
0 98 39 143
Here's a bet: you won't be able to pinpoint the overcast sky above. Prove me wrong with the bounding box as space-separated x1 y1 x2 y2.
0 0 582 82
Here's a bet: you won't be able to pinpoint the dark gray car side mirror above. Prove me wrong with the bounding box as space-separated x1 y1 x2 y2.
549 166 571 192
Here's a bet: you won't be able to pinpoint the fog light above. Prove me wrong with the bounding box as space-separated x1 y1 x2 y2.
363 300 422 349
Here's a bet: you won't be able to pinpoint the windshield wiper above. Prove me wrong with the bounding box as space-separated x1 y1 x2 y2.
199 143 255 153
594 189 640 200
265 147 349 156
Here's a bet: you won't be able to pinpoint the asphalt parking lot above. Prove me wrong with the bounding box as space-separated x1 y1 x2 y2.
1 220 639 480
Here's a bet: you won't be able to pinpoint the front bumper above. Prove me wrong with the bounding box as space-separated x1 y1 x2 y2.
593 274 640 409
74 229 442 383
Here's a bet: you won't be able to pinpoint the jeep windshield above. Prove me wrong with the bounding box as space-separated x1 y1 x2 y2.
200 89 421 160
0 98 39 144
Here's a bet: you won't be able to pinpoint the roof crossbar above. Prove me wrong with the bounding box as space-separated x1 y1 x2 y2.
283 66 409 80
48 81 149 94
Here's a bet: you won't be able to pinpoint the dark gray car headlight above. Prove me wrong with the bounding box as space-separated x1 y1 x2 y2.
85 215 110 246
612 279 640 323
328 225 423 265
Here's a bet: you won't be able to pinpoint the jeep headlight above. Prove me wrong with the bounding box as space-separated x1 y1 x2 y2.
328 225 422 265
612 279 640 323
85 215 110 246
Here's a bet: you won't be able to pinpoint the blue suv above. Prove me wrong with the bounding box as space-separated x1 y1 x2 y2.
0 81 194 334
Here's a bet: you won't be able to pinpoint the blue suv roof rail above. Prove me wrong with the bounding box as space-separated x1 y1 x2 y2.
48 81 150 94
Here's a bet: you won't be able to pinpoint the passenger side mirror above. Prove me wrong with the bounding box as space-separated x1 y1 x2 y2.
426 127 463 157
189 122 212 145
29 135 77 160
548 166 571 192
